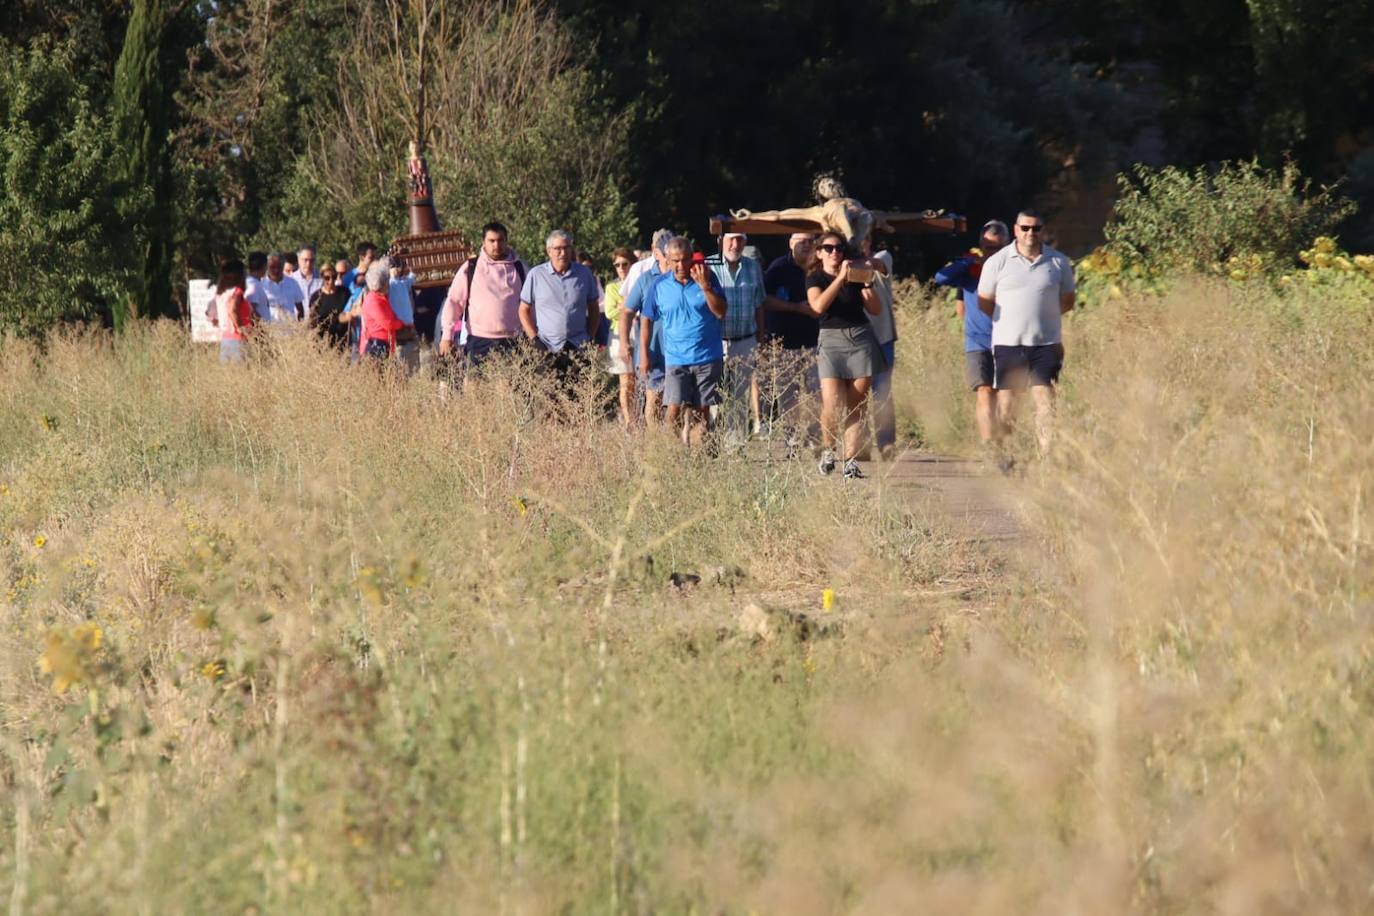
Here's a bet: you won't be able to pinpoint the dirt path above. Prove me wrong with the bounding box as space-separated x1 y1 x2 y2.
859 451 1022 544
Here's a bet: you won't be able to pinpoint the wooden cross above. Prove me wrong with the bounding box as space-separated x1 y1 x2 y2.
708 211 967 237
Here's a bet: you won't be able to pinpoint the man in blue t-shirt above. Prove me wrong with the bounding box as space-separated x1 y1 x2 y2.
640 238 727 445
935 219 1009 444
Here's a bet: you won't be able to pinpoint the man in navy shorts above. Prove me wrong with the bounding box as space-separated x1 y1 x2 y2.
639 238 728 446
977 209 1076 454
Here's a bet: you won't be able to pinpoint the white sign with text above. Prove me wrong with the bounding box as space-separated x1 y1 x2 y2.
189 279 218 344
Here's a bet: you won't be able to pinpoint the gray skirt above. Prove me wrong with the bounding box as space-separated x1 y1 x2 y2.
817 325 882 380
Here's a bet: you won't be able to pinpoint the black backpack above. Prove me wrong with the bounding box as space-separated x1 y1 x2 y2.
460 256 527 333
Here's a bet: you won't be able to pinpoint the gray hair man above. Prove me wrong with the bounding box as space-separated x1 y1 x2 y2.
708 232 790 448
262 252 304 322
639 237 728 446
293 245 322 321
519 229 602 389
976 210 1075 457
620 228 677 425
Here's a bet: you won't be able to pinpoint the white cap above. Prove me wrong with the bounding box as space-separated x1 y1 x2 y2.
723 232 747 241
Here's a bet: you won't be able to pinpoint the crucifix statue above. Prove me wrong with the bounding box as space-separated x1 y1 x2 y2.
712 175 966 246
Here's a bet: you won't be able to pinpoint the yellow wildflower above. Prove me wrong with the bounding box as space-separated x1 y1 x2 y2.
74 622 103 651
201 660 226 682
33 534 47 549
822 588 835 612
357 567 384 605
38 623 103 694
1313 236 1337 255
512 496 528 517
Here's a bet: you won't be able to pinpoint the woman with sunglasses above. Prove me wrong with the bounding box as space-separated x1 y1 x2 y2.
604 247 639 426
803 232 884 478
308 265 351 351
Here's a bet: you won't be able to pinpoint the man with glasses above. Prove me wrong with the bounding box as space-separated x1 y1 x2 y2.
293 246 322 322
520 229 602 388
977 209 1075 455
936 219 1010 446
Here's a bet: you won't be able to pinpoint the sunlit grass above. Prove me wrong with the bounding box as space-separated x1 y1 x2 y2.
1 277 1371 912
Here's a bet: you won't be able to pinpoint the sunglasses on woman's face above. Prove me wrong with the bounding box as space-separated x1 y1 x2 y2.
818 243 847 254
614 261 631 269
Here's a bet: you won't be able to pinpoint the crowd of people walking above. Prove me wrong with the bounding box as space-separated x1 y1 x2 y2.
211 208 1074 473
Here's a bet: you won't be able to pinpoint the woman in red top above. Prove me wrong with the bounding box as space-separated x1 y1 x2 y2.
216 259 252 363
359 258 405 361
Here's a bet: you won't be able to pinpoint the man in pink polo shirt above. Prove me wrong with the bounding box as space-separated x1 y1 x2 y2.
438 221 528 367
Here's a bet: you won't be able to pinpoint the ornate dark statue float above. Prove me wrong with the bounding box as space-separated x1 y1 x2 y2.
386 142 470 343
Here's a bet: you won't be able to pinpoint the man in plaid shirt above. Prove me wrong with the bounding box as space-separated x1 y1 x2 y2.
707 232 775 448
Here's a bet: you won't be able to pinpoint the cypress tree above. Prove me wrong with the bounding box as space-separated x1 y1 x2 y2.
111 0 177 329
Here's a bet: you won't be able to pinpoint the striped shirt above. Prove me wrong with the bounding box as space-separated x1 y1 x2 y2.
707 255 764 340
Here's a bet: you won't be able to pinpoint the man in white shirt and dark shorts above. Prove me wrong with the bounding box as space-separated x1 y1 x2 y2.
976 209 1075 455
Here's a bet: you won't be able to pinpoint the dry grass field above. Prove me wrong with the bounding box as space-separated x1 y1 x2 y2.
1 277 1371 913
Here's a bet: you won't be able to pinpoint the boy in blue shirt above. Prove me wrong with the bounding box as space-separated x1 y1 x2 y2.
640 238 728 445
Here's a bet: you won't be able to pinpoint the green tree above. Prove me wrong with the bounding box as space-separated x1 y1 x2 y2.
0 41 131 335
176 0 348 264
264 0 635 261
555 0 1126 257
112 0 191 328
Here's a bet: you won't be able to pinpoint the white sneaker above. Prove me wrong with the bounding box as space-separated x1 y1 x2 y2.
818 450 837 476
842 458 865 479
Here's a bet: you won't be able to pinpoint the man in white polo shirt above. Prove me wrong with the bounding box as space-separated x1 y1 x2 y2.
976 209 1075 454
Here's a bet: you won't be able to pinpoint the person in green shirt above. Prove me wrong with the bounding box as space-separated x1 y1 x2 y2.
604 247 636 425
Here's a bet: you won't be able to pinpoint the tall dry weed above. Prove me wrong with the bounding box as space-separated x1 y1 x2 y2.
1 283 1369 913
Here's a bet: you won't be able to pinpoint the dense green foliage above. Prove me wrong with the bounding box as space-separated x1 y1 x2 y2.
0 0 1371 334
1105 160 1355 275
0 42 130 334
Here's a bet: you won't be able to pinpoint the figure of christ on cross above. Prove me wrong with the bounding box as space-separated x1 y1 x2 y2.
722 176 965 249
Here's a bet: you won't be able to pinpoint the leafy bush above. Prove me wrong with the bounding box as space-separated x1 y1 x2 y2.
1105 160 1354 276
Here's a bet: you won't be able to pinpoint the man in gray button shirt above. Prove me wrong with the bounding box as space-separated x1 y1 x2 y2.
976 209 1075 453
